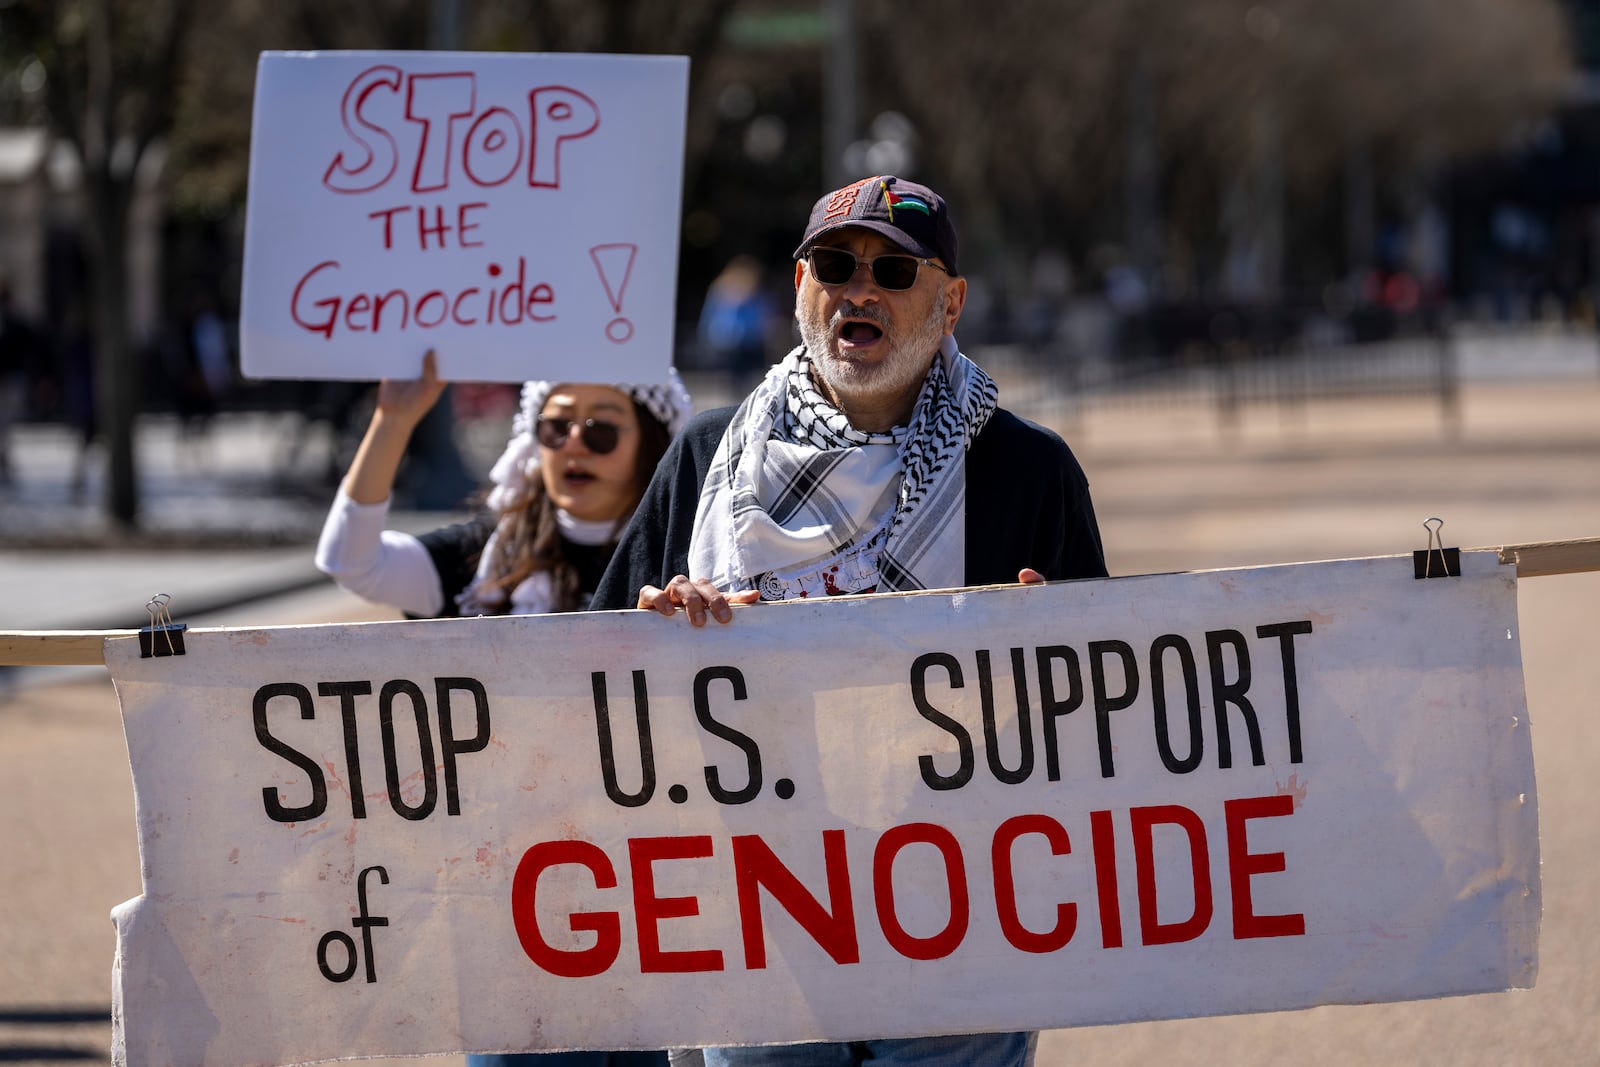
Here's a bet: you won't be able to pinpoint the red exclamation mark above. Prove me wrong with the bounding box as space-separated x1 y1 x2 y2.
590 243 637 343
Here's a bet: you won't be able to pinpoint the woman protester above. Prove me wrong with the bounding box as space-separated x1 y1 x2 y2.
317 348 690 625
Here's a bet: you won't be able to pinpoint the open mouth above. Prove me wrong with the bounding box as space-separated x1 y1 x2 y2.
839 319 884 345
562 468 597 487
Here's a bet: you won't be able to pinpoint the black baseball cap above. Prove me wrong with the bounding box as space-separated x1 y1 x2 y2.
793 175 959 276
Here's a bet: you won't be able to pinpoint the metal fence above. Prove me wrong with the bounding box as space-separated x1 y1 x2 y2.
976 326 1462 437
681 309 1468 439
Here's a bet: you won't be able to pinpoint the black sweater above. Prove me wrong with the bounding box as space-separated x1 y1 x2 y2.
592 405 1107 610
415 513 615 616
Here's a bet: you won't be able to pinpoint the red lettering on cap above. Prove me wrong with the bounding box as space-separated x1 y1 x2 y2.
821 177 875 224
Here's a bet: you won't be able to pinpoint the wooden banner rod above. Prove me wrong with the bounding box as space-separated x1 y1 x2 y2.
1490 537 1600 578
3 538 1596 669
1 630 152 668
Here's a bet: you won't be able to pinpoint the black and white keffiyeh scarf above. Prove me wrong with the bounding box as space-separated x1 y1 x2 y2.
687 335 998 599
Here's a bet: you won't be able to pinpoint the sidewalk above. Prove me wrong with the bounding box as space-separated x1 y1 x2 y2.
1074 375 1600 577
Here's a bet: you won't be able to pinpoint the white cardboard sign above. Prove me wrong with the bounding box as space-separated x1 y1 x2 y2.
240 51 689 384
108 555 1540 1066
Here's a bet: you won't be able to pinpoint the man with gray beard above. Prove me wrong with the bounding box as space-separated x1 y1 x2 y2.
591 175 1107 1066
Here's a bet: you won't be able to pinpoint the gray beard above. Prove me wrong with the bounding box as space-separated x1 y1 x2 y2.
798 289 948 413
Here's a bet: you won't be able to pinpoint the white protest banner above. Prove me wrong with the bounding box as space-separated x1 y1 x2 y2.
239 51 688 384
108 554 1539 1066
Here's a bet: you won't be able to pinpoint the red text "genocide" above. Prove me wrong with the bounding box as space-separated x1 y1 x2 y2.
510 797 1304 977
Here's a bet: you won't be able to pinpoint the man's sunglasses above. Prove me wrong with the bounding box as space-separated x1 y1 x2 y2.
805 247 950 291
535 415 624 455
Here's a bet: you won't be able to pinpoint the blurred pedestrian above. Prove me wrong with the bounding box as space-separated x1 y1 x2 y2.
58 302 98 502
0 278 43 487
188 294 233 409
156 312 218 471
696 254 777 382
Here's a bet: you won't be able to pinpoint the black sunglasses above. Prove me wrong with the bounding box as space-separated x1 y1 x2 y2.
535 415 624 455
805 247 950 291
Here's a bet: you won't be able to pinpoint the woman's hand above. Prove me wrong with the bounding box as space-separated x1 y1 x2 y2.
341 350 451 505
373 349 448 430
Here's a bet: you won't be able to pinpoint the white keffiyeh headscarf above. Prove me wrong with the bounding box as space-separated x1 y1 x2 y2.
457 372 693 616
688 335 997 599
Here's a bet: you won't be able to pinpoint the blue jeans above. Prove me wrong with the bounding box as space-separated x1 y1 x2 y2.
468 1054 669 1067
701 1032 1036 1067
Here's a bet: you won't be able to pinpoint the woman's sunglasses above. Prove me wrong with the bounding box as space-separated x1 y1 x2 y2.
535 415 624 455
805 247 950 291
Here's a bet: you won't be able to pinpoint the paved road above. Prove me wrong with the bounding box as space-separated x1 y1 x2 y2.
2 375 1596 1065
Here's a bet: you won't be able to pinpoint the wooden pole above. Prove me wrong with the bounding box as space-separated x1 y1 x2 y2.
0 629 143 667
1492 537 1600 579
3 538 1597 669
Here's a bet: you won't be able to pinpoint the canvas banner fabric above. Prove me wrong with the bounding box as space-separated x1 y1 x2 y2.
108 553 1540 1066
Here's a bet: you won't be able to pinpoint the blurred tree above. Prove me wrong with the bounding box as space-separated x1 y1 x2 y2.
166 0 755 325
168 0 436 220
168 0 745 225
476 0 743 194
864 0 1573 297
1 0 198 527
9 0 1572 477
0 0 750 524
472 0 766 321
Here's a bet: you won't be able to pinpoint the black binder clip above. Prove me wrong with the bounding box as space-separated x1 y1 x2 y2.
139 593 187 658
1412 517 1461 579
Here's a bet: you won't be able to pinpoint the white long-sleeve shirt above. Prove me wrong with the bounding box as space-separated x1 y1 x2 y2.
314 489 447 617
